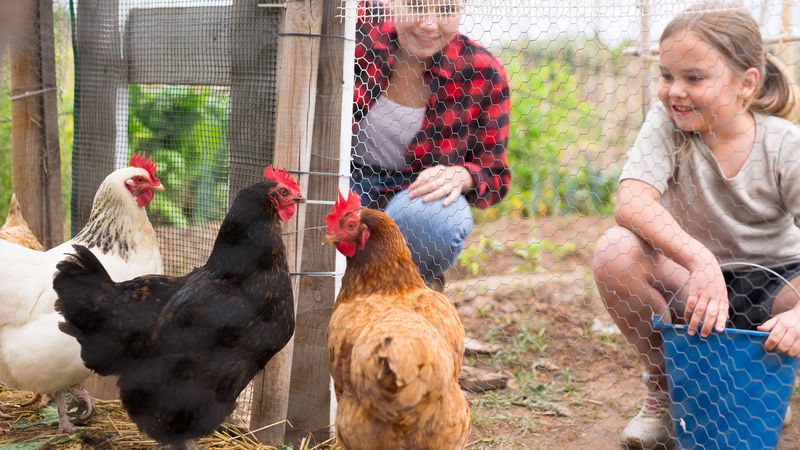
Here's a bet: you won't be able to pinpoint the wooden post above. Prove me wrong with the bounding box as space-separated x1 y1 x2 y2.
639 0 652 116
10 0 63 248
71 0 125 400
285 0 345 442
71 0 123 233
779 0 794 69
238 0 322 444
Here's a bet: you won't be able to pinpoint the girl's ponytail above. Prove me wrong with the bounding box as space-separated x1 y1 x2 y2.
750 52 800 121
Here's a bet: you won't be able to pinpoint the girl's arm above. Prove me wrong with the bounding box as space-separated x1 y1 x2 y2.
616 178 728 336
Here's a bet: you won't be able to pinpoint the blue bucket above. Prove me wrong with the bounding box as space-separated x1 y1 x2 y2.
653 315 800 449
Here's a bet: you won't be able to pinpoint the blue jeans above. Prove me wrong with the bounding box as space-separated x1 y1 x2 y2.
351 173 473 282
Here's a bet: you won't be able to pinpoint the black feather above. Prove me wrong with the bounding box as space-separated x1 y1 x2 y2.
54 181 296 445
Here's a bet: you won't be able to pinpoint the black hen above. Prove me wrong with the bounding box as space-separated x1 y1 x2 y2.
54 171 302 449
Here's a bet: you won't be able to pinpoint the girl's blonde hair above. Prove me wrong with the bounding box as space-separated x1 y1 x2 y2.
661 2 800 122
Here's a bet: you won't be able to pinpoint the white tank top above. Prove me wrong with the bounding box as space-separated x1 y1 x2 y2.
353 95 426 171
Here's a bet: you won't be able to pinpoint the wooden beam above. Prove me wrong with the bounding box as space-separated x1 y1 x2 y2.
248 0 322 444
125 6 230 86
638 0 652 116
10 0 63 248
779 0 794 68
71 0 123 233
285 0 345 442
71 0 125 400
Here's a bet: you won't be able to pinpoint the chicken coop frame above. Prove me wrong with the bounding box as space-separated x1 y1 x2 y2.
9 0 356 445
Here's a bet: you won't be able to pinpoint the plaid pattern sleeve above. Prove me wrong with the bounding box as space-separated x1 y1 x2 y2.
353 6 511 209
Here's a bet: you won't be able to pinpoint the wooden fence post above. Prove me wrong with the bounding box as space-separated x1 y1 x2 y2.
70 0 126 401
71 0 122 233
246 0 322 444
638 0 651 117
10 0 63 248
285 0 346 442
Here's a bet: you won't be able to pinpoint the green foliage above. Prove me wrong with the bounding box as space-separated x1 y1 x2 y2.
500 57 618 218
0 72 11 223
128 85 230 227
457 235 503 276
458 235 577 275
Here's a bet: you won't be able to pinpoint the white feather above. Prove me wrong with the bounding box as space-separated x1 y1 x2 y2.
0 165 164 394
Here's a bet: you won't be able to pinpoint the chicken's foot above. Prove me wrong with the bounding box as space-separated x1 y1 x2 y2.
54 390 75 433
67 384 95 422
18 393 52 408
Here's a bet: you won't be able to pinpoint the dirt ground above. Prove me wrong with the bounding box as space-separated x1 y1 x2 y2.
3 213 800 449
452 214 800 449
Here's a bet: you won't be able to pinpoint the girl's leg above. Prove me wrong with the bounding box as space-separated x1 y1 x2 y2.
771 271 800 315
384 189 473 284
593 226 690 384
593 226 690 448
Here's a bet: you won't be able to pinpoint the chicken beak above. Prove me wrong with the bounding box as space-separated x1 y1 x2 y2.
323 234 337 245
294 195 306 204
153 182 165 192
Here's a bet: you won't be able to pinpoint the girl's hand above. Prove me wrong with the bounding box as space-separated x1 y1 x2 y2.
684 252 728 337
408 165 474 206
759 308 800 357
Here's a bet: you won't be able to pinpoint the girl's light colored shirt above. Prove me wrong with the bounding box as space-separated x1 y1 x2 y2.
621 103 800 266
352 95 426 171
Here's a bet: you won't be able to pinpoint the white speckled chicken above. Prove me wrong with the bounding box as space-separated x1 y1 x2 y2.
0 153 164 432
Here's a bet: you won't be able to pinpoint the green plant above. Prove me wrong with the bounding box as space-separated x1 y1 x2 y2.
457 235 504 275
128 85 230 227
501 56 618 218
493 321 548 367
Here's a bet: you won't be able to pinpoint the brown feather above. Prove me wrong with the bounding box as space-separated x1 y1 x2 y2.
328 208 470 450
0 194 44 251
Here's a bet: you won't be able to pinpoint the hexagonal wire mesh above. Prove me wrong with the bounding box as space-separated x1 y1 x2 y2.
3 0 800 448
341 1 800 448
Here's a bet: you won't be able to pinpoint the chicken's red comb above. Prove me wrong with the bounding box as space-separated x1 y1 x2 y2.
263 166 301 192
333 189 362 216
129 152 159 181
326 189 362 233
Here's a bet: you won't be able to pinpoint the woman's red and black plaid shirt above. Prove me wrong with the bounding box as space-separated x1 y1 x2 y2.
352 13 511 209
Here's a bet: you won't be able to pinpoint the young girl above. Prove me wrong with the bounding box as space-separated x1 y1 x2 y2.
351 0 510 290
592 3 800 448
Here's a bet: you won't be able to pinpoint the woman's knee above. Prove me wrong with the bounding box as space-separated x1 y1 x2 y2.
385 190 473 278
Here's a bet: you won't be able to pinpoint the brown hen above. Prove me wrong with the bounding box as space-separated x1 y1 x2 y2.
325 190 470 450
0 194 44 251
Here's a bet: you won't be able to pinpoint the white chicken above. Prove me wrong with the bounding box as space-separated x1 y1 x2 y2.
0 153 165 432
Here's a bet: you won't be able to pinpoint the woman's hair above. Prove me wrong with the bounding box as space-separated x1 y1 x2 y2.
661 2 800 122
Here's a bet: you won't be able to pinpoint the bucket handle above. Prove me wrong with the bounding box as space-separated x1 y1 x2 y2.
656 261 800 325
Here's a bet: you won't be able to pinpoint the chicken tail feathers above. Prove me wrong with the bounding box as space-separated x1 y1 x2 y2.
53 244 119 373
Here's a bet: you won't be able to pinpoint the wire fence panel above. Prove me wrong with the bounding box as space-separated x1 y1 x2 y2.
6 0 800 448
338 1 800 449
68 0 282 434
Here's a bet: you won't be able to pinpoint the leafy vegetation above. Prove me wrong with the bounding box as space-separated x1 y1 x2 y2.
128 85 230 227
495 56 618 219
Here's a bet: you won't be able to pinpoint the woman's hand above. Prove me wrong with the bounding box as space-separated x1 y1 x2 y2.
408 165 474 206
759 308 800 357
684 251 728 337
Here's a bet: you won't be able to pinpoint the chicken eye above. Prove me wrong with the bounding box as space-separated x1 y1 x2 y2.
279 188 289 196
347 222 356 231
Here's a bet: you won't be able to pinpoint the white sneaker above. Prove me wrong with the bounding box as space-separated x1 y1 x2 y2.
621 389 675 449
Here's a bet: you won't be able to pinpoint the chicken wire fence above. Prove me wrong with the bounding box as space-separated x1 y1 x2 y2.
2 0 800 448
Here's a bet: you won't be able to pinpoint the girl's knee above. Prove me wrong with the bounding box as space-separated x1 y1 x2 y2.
593 226 650 282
